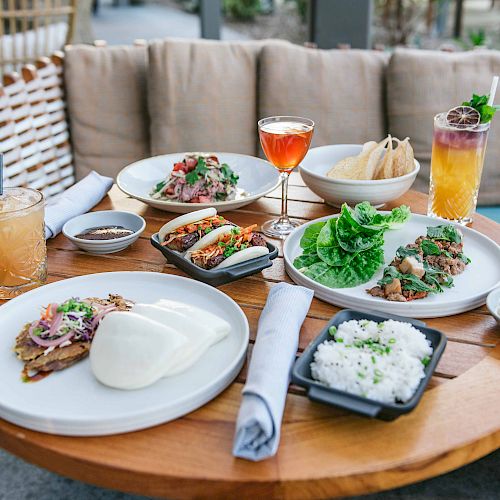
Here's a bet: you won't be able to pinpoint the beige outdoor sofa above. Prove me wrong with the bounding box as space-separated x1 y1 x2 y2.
5 38 500 204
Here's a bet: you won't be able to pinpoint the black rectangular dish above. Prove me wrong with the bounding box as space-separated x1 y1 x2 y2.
292 309 447 421
151 232 278 287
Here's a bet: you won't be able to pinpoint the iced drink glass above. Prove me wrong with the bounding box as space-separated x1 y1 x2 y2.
0 188 47 299
428 113 489 225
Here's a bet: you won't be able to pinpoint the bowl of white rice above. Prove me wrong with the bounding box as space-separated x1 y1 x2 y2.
292 310 446 421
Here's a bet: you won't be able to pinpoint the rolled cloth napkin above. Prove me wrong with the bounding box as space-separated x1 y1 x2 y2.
233 282 314 461
44 171 114 239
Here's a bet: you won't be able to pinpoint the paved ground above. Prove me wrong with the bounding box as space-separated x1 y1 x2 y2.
1 446 500 500
91 1 247 45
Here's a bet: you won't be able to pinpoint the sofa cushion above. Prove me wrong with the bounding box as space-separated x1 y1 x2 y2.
387 48 500 205
64 44 150 179
148 38 274 157
259 45 388 149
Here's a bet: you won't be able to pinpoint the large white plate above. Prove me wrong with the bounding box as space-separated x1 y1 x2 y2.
117 152 281 213
284 214 500 318
0 272 249 436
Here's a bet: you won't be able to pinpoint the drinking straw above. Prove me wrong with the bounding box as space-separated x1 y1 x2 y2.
487 76 499 106
0 153 3 197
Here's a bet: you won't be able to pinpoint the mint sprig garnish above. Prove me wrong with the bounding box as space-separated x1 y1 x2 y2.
462 94 499 123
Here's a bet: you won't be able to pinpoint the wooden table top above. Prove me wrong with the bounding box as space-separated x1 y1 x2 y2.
0 174 499 500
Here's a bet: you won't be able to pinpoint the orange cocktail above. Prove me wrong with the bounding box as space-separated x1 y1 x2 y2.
258 116 314 238
259 121 313 173
0 187 47 299
428 114 489 224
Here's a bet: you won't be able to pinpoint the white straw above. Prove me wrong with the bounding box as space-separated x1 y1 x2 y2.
487 76 499 106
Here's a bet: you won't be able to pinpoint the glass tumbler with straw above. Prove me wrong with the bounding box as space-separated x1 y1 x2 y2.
258 116 314 239
0 154 47 299
428 76 498 225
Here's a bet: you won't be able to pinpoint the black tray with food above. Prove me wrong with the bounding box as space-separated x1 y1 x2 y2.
292 309 446 421
150 208 278 286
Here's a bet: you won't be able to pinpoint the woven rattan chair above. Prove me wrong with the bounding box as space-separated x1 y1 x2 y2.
0 0 76 75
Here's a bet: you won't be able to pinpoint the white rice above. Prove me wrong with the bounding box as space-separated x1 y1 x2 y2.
310 319 433 404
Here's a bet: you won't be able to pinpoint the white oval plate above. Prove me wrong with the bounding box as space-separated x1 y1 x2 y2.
117 153 281 213
0 272 249 436
284 214 500 318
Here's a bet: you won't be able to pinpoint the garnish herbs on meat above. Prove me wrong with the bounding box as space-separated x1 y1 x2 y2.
150 153 240 203
368 224 469 302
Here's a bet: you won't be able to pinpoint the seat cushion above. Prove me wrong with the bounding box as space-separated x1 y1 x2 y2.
148 38 272 157
64 44 150 179
259 44 388 148
387 48 500 205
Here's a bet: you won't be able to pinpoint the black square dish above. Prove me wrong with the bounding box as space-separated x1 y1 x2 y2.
151 233 278 287
292 309 447 421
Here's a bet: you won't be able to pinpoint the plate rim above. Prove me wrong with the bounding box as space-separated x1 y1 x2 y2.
283 213 500 318
0 271 249 435
116 152 282 209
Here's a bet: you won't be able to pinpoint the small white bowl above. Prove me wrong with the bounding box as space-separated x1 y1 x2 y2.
486 287 500 324
299 144 420 208
62 211 146 254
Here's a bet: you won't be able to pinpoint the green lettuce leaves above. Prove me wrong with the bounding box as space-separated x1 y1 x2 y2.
293 202 411 289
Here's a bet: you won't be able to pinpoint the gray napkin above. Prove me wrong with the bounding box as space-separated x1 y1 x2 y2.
44 171 114 239
233 282 314 461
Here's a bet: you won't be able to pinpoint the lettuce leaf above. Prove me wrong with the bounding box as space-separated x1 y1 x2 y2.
316 218 356 267
302 246 384 288
293 253 321 270
367 205 411 230
299 221 325 253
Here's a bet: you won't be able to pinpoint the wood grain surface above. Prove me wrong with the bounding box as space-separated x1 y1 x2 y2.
0 175 499 499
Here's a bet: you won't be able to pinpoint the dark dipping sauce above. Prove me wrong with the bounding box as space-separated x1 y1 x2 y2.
75 225 134 241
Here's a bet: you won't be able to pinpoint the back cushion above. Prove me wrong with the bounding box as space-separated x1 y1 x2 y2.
148 38 272 157
64 45 149 179
259 45 388 148
387 49 500 205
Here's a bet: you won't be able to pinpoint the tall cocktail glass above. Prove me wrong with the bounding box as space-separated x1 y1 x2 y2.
428 113 490 225
0 187 47 299
258 116 314 238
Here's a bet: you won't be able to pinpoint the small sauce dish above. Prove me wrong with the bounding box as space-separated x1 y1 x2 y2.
63 211 146 254
486 287 500 324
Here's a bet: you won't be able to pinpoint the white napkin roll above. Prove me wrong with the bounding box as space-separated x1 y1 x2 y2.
44 171 114 239
233 282 314 461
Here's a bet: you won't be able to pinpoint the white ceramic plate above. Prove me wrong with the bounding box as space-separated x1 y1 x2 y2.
299 145 419 208
284 214 500 318
117 153 281 213
0 272 249 436
486 287 500 323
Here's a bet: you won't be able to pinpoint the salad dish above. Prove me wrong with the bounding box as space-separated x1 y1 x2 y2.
152 209 278 286
292 309 446 421
117 152 280 214
293 202 411 289
150 153 240 203
368 225 469 302
0 272 249 435
284 207 500 317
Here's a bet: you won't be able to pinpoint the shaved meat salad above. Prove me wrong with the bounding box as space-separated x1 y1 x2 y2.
150 153 240 203
15 295 132 381
368 224 470 302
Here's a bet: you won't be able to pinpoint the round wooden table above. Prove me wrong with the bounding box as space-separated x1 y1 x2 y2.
1 177 499 499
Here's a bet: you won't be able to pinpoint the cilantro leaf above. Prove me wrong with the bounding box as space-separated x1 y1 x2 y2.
220 163 239 185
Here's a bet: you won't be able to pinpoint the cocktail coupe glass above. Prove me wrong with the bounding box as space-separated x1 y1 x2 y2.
258 116 314 239
428 114 490 225
0 187 47 299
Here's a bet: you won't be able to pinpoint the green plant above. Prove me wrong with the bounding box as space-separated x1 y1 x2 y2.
469 28 486 47
223 0 260 20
